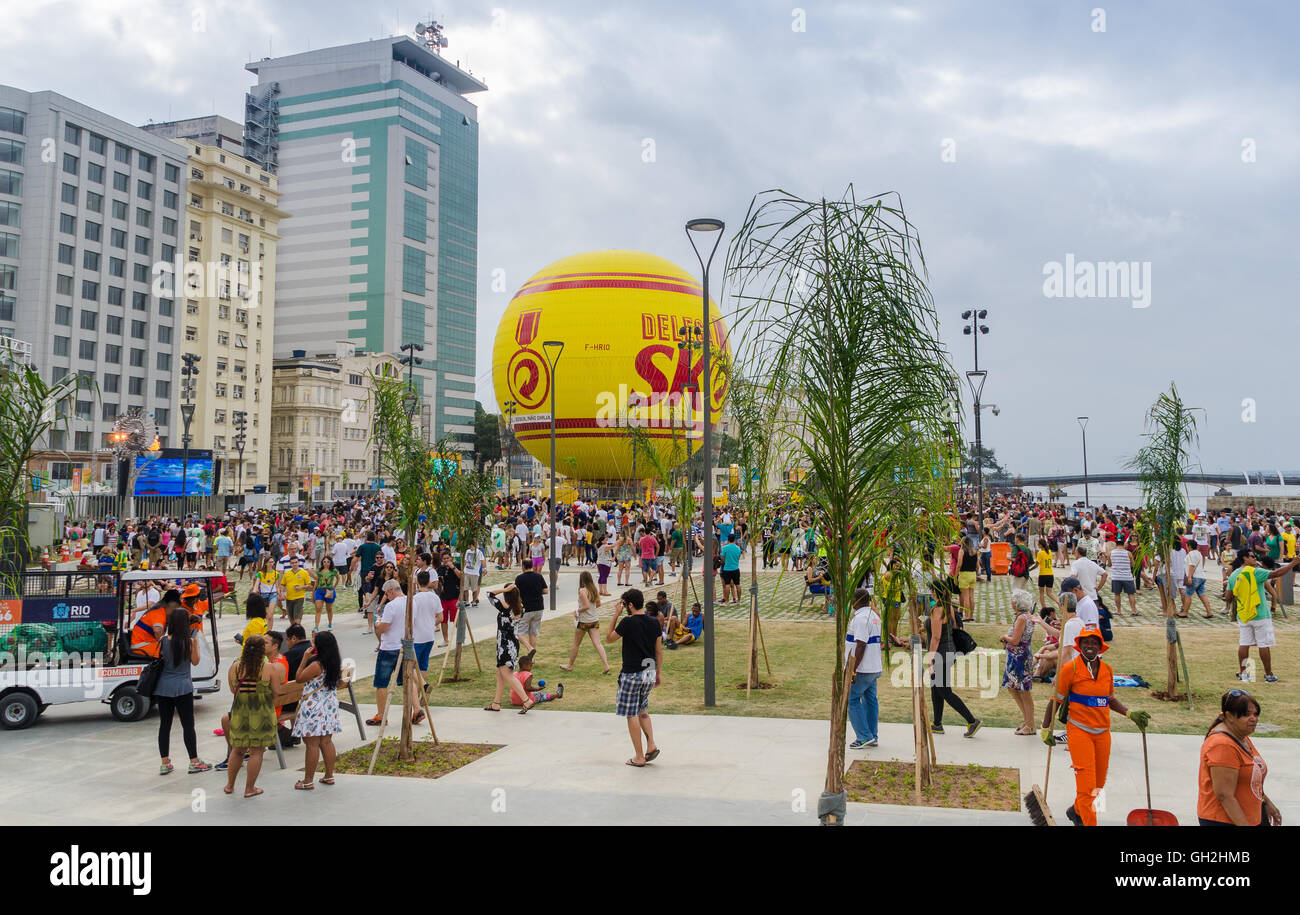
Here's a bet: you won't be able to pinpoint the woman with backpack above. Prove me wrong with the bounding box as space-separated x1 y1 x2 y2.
926 578 982 738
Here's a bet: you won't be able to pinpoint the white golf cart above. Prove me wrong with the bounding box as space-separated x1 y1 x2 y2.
0 569 224 729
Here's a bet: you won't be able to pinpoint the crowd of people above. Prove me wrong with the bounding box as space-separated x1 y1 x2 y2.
47 488 1297 819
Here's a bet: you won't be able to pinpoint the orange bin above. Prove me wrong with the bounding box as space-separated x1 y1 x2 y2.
990 542 1011 575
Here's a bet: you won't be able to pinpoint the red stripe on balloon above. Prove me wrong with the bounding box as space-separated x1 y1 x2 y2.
520 271 702 289
511 278 703 300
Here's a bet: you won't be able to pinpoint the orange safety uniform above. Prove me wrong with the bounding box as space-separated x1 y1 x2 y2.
130 605 167 659
1052 651 1114 827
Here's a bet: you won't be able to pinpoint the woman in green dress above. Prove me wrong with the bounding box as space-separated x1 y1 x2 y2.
224 635 288 798
313 556 339 632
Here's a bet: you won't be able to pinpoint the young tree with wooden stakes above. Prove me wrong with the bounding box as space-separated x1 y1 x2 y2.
723 371 787 692
727 187 959 825
1127 383 1203 704
367 370 434 762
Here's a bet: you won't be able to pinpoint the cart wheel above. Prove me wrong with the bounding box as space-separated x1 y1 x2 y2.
0 692 40 730
110 687 152 722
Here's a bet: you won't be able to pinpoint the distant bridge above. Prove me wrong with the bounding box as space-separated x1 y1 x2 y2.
993 471 1300 489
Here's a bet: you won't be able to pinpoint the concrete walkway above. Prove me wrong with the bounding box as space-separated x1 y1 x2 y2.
3 566 1297 825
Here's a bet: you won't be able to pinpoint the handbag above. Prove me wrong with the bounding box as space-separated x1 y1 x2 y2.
953 627 977 655
136 639 165 697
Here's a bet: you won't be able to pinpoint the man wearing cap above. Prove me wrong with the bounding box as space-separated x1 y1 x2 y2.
1041 627 1150 825
1059 576 1098 630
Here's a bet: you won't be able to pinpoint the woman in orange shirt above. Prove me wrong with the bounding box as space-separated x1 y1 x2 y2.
1041 626 1150 825
1198 690 1282 826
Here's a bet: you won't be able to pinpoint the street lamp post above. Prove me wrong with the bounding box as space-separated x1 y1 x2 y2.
1077 416 1090 511
179 353 200 501
961 310 988 524
399 343 424 419
542 341 564 619
233 410 247 500
965 370 988 527
686 216 724 708
627 394 641 504
502 399 517 502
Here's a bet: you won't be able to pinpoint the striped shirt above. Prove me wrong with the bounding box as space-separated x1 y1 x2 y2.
1109 547 1134 582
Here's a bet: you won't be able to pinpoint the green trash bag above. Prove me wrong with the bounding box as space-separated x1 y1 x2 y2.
57 622 109 656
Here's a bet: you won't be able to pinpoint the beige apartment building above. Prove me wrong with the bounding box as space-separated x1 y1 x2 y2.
147 121 284 492
269 353 345 498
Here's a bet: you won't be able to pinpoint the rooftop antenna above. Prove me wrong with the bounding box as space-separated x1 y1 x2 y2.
414 17 449 55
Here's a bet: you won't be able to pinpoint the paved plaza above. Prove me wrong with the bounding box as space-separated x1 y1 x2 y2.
3 559 1296 825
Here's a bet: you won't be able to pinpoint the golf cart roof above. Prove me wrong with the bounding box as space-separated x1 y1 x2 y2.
119 570 224 581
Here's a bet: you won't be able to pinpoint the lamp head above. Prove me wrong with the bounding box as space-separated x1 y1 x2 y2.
685 218 724 234
961 310 972 320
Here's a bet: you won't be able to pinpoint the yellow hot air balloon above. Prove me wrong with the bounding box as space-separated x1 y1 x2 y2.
493 250 730 482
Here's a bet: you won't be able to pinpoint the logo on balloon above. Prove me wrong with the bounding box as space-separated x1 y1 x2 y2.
507 309 550 409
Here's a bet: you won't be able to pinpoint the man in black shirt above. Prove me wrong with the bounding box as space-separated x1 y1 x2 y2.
437 553 464 646
513 556 548 654
605 588 663 767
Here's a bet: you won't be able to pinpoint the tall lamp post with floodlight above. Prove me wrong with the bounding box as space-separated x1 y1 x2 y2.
232 410 248 499
962 309 988 524
542 341 564 618
685 216 724 708
965 370 988 526
1077 416 1090 511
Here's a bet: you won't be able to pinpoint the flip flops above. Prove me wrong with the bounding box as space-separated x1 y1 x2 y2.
483 703 501 712
625 759 647 767
294 780 314 790
644 748 660 762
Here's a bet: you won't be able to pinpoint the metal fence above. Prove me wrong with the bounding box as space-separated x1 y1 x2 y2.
42 494 232 523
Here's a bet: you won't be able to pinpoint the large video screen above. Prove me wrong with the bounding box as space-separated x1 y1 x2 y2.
133 449 215 496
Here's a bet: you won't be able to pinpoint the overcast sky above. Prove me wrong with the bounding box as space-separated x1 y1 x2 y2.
4 0 1296 476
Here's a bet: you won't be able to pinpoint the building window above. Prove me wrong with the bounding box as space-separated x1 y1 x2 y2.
84 221 101 242
81 280 99 301
135 208 151 228
157 325 171 344
114 143 131 164
129 348 144 368
86 191 102 213
110 229 125 249
65 124 81 144
102 402 118 421
0 139 25 166
156 352 170 371
87 162 103 184
402 246 426 296
57 275 74 296
134 236 150 256
58 244 75 264
104 374 119 393
162 216 176 236
83 250 100 271
133 263 149 283
185 326 197 341
113 172 128 192
80 310 97 331
138 152 154 173
74 431 91 451
214 410 226 423
0 108 26 134
109 258 124 277
128 377 143 396
112 199 127 220
0 232 16 258
217 331 228 345
0 168 22 195
131 320 146 339
53 335 70 356
155 380 169 399
164 162 179 183
218 304 229 320
78 340 96 360
215 383 227 397
62 183 78 204
105 344 120 363
59 212 76 234
89 134 106 155
233 385 243 399
155 406 169 425
158 297 173 316
55 305 71 325
63 153 79 175
137 180 152 200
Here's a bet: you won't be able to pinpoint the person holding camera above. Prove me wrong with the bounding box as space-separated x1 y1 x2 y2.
605 588 663 767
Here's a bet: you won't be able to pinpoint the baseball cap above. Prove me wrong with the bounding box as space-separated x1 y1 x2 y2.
1059 577 1081 593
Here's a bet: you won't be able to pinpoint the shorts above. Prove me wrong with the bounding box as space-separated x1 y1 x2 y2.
373 648 400 688
1037 575 1054 588
576 620 600 632
414 641 432 671
313 588 335 604
259 588 278 606
441 598 459 623
721 568 740 586
532 556 544 569
1238 618 1276 648
512 610 543 639
957 570 977 590
671 547 683 564
1111 579 1136 596
641 558 656 576
1198 545 1210 558
656 556 665 569
1184 579 1206 596
515 610 543 638
285 597 305 620
597 563 611 584
465 573 480 591
615 669 655 717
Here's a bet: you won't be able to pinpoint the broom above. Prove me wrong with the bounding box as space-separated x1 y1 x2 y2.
1024 694 1060 825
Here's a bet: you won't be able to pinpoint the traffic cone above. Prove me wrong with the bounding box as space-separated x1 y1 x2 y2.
41 546 51 568
60 543 70 562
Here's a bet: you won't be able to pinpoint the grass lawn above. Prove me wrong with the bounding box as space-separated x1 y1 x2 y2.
844 759 1021 810
333 739 501 778
352 612 1300 738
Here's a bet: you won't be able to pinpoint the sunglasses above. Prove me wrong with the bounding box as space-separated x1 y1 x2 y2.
1227 689 1252 699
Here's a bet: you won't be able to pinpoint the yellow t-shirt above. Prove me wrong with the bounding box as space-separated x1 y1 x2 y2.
1035 550 1053 578
257 570 278 591
1281 531 1296 559
241 617 268 642
281 568 312 601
